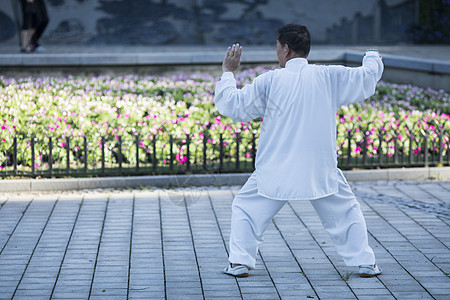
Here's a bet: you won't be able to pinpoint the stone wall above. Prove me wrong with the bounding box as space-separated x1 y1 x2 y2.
0 0 417 46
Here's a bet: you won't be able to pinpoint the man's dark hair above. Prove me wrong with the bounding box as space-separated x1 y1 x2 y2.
277 24 311 57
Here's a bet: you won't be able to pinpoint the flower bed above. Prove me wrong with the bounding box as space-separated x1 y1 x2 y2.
0 68 449 175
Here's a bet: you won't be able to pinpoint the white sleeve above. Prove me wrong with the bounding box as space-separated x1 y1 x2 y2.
330 51 384 108
214 71 271 122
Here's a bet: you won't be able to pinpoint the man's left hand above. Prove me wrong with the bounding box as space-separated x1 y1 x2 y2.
222 43 242 73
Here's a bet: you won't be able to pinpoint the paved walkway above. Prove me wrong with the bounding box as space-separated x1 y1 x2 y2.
0 180 449 300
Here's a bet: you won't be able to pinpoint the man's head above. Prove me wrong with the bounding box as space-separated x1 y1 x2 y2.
276 24 310 67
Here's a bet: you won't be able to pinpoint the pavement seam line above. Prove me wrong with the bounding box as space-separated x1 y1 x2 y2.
183 191 205 300
271 219 320 299
11 195 59 299
87 195 110 300
127 193 136 300
0 197 34 256
229 189 283 299
437 216 450 227
361 197 437 299
158 192 167 300
49 194 85 299
437 182 450 192
0 196 9 209
287 201 368 300
390 185 450 251
415 183 446 205
375 185 450 261
257 249 282 300
206 189 244 299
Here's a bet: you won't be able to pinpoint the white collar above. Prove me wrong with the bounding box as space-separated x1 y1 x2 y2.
285 57 308 70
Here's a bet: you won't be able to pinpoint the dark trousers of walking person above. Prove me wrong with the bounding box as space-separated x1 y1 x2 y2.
20 0 48 50
30 0 48 48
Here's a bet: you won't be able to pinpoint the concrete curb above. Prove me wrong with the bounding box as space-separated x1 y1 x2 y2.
342 166 450 182
2 49 449 75
0 167 449 193
0 173 251 193
345 50 450 75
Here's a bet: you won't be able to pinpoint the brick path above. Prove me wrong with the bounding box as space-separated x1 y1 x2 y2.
0 180 449 300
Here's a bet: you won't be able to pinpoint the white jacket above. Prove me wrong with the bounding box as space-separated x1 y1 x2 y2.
214 52 384 200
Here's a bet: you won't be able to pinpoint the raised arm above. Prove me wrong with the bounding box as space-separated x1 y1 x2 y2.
214 44 270 122
330 50 384 108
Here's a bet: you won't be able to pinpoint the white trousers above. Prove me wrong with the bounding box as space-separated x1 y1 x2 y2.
229 170 375 269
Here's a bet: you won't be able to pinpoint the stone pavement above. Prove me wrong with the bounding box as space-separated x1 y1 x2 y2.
0 180 449 300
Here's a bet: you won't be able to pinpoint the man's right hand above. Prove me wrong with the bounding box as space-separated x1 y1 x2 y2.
222 43 243 73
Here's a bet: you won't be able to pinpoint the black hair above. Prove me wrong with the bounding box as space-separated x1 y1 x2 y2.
277 24 311 57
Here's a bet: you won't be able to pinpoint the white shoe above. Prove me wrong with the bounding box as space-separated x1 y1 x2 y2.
359 264 382 278
34 46 45 52
223 263 249 278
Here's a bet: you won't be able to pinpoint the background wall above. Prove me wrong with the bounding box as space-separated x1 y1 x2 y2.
0 0 419 46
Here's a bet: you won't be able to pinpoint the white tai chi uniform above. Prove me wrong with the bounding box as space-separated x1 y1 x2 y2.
214 51 384 269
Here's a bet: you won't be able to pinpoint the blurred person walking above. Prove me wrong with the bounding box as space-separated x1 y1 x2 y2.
215 24 384 278
19 0 48 52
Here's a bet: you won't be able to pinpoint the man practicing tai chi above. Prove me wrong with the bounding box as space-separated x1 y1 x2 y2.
214 24 384 278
